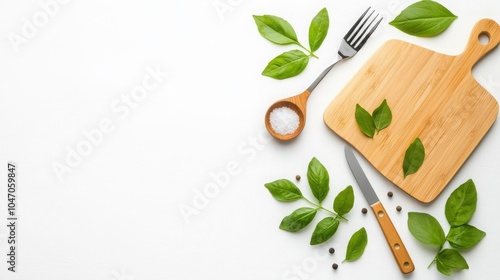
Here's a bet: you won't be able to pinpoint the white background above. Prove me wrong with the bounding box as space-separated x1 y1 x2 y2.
0 0 499 279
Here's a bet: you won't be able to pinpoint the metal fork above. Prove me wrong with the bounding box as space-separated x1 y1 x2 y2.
265 7 382 140
308 7 382 92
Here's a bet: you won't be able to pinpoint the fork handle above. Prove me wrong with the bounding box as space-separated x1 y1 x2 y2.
307 58 344 92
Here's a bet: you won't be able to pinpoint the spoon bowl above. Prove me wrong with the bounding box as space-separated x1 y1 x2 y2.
264 90 310 141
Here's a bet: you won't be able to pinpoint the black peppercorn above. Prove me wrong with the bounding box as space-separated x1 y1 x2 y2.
295 175 301 181
332 263 338 270
361 208 368 214
329 247 335 254
387 191 393 197
396 205 402 212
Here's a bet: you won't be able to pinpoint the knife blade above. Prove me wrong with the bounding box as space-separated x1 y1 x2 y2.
345 146 415 274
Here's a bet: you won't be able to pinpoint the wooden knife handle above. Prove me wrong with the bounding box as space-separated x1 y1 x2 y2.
371 201 415 274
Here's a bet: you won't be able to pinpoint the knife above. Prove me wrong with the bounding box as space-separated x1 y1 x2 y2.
345 146 415 274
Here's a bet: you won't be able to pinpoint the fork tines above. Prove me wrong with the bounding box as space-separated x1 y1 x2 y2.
345 7 383 50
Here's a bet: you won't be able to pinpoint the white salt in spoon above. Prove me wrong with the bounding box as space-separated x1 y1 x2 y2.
265 59 336 141
265 90 310 141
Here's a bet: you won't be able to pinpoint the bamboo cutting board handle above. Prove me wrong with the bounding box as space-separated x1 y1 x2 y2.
371 201 415 274
459 19 500 69
324 18 500 203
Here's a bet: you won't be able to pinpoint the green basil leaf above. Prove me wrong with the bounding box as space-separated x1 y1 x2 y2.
372 99 392 131
445 179 477 227
355 104 375 138
308 8 329 52
279 207 317 232
307 157 330 203
333 185 354 217
447 224 486 249
310 217 339 245
403 138 425 178
389 1 457 37
262 50 309 79
264 179 303 202
252 15 299 45
344 227 368 262
435 249 469 276
407 212 445 247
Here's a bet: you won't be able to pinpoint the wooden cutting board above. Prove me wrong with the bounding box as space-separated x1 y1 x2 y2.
324 19 500 203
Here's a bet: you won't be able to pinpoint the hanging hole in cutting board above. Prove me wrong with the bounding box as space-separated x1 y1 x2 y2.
479 32 490 45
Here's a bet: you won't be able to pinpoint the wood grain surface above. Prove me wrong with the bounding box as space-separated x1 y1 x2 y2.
324 19 500 203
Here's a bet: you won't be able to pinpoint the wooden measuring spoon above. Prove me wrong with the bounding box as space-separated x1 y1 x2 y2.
264 90 311 141
264 59 341 141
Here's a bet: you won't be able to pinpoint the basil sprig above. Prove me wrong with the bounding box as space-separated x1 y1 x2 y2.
261 50 309 80
355 104 376 138
253 14 299 45
389 0 457 37
279 207 317 232
408 179 486 276
344 227 368 262
355 99 392 138
403 137 425 178
372 99 392 131
264 157 355 245
264 178 303 202
254 8 329 79
309 8 329 52
333 185 354 217
310 217 340 245
307 157 330 203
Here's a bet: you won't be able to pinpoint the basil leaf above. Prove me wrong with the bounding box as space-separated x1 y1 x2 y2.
403 138 425 178
447 224 486 249
333 185 354 217
355 104 375 138
308 8 329 52
310 217 339 245
344 227 368 262
435 249 469 276
372 99 392 131
407 212 445 247
262 50 309 79
264 179 303 202
389 1 457 37
253 15 299 45
445 179 477 227
279 207 317 232
307 157 330 203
